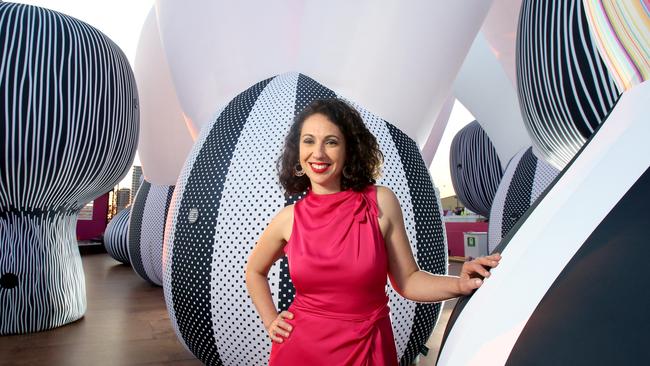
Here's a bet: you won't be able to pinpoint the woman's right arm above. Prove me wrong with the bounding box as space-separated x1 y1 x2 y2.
245 205 294 343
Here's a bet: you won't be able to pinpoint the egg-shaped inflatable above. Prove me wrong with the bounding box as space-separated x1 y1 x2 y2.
517 0 621 169
163 72 447 365
0 3 138 334
128 180 175 286
487 147 560 252
449 121 503 217
104 208 132 265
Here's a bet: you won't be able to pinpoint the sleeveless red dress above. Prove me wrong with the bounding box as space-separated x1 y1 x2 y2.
269 185 398 366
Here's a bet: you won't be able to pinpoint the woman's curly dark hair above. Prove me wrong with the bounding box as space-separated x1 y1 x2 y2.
278 98 383 194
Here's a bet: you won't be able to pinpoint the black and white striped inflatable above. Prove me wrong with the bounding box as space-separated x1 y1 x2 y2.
449 121 503 217
104 208 132 265
517 0 621 170
488 147 559 252
163 72 447 365
128 180 175 286
439 79 650 366
0 3 138 334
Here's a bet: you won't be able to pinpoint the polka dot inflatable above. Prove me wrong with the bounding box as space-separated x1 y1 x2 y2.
449 121 503 218
487 147 559 252
163 73 447 365
0 3 138 334
517 0 621 169
104 208 132 265
128 180 175 286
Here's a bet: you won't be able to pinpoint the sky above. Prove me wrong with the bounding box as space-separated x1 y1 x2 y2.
15 0 474 198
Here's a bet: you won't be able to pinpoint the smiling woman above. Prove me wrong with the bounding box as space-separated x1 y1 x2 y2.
278 99 383 195
246 97 500 366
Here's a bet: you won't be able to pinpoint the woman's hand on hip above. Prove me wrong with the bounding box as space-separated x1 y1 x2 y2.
267 311 294 343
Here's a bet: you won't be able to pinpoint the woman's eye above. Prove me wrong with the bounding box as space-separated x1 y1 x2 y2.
326 140 338 145
302 139 313 144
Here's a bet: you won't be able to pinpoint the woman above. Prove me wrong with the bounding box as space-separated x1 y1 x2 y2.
245 98 501 365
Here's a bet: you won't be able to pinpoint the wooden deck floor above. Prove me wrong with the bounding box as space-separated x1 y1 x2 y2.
0 252 459 366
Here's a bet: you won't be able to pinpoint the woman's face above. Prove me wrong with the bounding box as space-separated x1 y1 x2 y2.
299 113 347 194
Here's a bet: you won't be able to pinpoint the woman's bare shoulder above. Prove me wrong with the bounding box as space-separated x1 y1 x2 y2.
375 185 402 219
375 185 399 206
271 204 295 241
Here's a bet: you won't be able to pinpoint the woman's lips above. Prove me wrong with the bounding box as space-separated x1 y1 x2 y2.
309 163 330 173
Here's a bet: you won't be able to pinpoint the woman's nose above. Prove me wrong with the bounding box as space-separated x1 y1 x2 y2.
312 142 326 158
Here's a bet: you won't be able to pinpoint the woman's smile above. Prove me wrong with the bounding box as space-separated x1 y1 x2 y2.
299 113 346 194
309 162 331 173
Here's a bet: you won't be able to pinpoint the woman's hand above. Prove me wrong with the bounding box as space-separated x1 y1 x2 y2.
457 253 502 295
267 311 294 343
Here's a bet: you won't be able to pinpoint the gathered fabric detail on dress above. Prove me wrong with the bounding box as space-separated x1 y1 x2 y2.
270 185 397 366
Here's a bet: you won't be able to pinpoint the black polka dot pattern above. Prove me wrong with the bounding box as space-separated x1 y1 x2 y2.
128 180 151 282
163 73 447 365
501 149 539 238
169 77 272 365
385 123 446 365
278 74 335 312
488 148 559 252
128 179 175 286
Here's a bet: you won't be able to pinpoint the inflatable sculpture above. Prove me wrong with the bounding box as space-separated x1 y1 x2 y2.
104 208 132 265
439 0 649 363
517 0 621 169
163 73 447 365
0 3 138 334
488 147 559 252
128 179 175 286
449 121 503 217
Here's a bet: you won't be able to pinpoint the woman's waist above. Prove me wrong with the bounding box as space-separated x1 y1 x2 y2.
289 294 390 322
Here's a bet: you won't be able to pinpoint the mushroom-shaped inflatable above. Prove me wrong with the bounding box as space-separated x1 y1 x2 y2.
487 147 559 252
449 121 503 217
154 1 493 146
0 3 138 334
163 73 447 365
128 180 175 286
104 208 132 265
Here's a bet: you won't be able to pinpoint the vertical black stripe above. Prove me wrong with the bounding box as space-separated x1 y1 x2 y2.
277 74 336 312
171 77 272 365
128 180 151 283
506 167 650 365
385 122 445 365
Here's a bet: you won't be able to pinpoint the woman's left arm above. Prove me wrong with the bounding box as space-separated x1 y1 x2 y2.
377 186 501 302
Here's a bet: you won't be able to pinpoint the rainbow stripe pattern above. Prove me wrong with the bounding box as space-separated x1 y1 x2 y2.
584 0 650 90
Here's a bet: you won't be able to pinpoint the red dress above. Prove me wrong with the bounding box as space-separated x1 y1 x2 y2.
269 185 398 366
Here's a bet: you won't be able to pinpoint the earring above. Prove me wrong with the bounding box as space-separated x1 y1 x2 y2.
342 166 352 179
294 163 305 177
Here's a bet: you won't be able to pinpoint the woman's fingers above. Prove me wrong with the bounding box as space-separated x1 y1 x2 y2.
279 311 294 320
476 253 501 268
268 311 295 343
463 261 491 278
